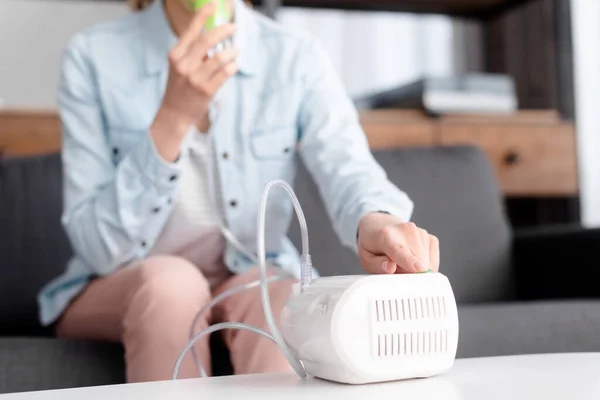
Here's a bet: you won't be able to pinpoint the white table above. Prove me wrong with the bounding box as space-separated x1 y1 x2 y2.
2 353 599 399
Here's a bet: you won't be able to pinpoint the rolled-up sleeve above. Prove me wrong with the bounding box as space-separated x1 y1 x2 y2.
297 38 414 252
59 34 183 276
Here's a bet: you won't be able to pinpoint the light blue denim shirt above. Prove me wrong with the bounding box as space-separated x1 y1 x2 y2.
37 0 414 326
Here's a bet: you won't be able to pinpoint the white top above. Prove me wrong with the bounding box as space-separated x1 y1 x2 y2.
4 353 600 399
149 128 230 287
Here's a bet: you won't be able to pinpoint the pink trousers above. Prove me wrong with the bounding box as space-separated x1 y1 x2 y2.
55 256 296 383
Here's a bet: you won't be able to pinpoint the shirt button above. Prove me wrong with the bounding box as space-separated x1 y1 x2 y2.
113 147 119 156
222 152 229 160
141 241 147 248
152 207 161 213
230 200 238 208
169 174 178 182
283 147 291 153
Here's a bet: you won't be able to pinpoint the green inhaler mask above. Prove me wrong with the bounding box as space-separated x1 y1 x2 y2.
191 0 232 54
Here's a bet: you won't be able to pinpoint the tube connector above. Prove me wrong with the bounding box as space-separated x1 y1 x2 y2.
300 253 313 291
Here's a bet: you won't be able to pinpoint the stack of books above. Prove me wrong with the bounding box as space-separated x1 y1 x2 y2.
354 74 518 116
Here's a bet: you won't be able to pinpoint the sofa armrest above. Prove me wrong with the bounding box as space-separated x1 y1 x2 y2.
514 225 600 300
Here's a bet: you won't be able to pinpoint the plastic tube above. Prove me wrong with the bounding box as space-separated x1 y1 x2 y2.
218 221 260 265
174 179 311 380
256 180 309 377
173 322 277 380
259 180 313 290
188 273 293 376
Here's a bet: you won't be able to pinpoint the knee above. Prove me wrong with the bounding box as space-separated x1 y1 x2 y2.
131 256 211 311
233 267 295 312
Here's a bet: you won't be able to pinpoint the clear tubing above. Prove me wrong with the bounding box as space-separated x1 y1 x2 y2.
173 322 277 380
188 273 293 376
257 180 309 378
218 221 259 264
174 179 311 380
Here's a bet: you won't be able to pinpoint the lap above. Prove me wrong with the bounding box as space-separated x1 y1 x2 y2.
55 259 295 345
211 267 297 374
55 255 211 342
212 266 297 332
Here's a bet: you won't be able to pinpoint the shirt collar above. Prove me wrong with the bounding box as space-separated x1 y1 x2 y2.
141 0 259 76
232 0 260 76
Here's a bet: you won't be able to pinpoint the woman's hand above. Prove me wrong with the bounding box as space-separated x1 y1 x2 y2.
151 2 238 162
357 212 440 274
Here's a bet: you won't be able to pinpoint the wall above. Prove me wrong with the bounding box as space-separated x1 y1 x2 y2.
571 0 600 227
0 0 128 108
0 1 473 107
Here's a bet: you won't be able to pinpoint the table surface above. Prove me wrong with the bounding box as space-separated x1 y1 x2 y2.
2 353 599 399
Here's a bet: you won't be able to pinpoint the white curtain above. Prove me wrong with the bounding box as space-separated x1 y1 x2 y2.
571 0 600 227
278 8 481 98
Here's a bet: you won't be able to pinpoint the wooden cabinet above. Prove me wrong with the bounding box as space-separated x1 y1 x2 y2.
0 109 61 157
361 110 579 197
0 108 578 197
360 110 435 149
439 116 578 196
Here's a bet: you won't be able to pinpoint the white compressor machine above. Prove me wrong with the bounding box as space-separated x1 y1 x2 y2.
173 180 459 385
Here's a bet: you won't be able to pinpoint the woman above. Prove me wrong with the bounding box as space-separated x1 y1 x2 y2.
38 0 440 383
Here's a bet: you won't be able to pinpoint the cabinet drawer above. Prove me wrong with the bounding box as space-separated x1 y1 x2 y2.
440 123 578 196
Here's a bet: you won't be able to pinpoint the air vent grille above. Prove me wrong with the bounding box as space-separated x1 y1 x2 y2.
376 330 449 358
374 297 448 322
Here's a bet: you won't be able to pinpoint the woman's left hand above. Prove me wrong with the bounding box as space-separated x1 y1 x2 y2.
357 212 440 275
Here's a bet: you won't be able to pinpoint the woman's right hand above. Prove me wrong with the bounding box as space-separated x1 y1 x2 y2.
151 2 238 162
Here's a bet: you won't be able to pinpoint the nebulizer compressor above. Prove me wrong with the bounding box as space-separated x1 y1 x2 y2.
172 179 459 384
173 0 459 385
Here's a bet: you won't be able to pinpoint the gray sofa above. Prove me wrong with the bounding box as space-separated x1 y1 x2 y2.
1 146 599 394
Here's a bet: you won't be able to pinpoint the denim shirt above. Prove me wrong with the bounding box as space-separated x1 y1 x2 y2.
37 0 414 326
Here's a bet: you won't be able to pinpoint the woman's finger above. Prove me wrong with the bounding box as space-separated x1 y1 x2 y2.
202 61 238 95
429 234 440 272
177 24 236 74
193 47 239 82
401 223 428 271
359 243 398 275
418 228 431 270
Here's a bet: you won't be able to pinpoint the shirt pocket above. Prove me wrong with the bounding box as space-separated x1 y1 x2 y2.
250 127 298 159
250 127 298 185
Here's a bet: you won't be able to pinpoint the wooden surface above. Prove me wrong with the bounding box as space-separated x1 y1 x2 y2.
252 0 534 18
361 110 579 196
440 117 578 197
0 108 578 197
359 110 435 149
0 109 61 157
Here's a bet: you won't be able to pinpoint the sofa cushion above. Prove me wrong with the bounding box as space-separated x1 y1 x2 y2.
290 146 513 303
0 334 234 394
0 154 72 335
456 300 600 358
0 338 124 394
